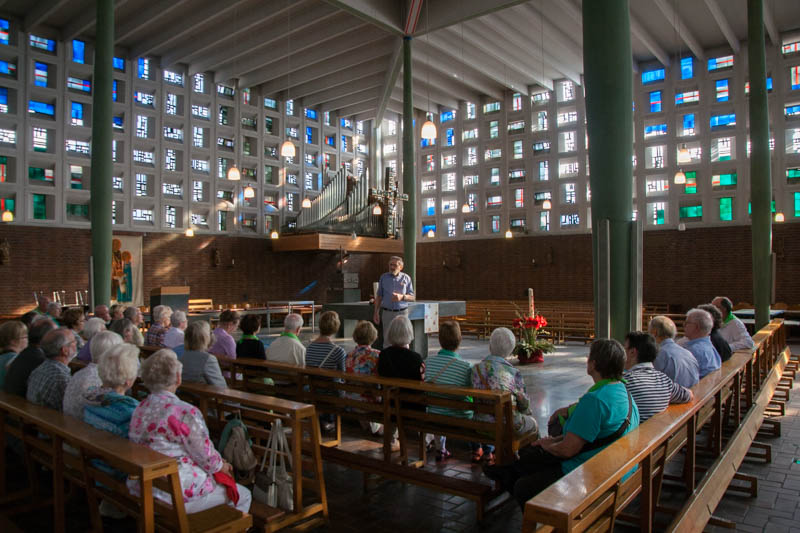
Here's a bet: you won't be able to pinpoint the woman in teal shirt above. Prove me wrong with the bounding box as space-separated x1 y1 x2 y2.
0 321 27 388
485 338 639 507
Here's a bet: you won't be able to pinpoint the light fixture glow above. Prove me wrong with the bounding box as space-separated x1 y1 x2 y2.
301 197 312 209
227 164 240 180
1 210 13 222
184 228 194 237
505 229 513 239
678 222 686 231
270 230 279 239
280 140 296 158
372 204 382 215
421 117 437 140
243 185 255 198
461 203 470 213
674 170 686 184
542 199 552 210
775 212 785 223
677 144 691 164
427 229 435 238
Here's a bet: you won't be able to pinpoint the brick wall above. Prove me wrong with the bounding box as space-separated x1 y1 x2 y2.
0 224 798 316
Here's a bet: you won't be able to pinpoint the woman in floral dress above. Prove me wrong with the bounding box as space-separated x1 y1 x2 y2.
345 321 382 434
128 348 251 513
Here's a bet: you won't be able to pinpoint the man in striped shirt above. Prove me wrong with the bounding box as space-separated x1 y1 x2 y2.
623 331 693 422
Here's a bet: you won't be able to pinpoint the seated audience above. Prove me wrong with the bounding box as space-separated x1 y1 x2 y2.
711 296 755 351
83 343 141 438
623 331 692 421
306 311 347 371
129 349 251 513
378 316 425 381
26 328 77 411
179 321 227 388
109 304 125 322
4 319 56 397
20 311 38 329
345 321 382 434
110 318 139 345
61 307 87 349
236 314 266 359
163 310 188 348
0 321 27 388
266 313 306 366
471 328 537 437
648 316 700 388
425 321 473 462
123 306 145 346
209 310 240 360
698 304 732 362
46 302 63 325
486 339 639 508
63 331 122 419
682 308 722 378
145 305 172 347
76 317 107 362
93 304 112 324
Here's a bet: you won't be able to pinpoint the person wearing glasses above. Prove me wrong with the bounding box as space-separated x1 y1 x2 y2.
373 256 415 348
681 308 721 378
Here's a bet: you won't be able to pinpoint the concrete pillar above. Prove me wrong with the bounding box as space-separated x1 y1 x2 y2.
582 0 635 341
748 0 772 330
90 0 114 307
402 36 416 286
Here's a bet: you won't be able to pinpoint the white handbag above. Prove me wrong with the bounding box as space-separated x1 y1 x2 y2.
253 419 294 511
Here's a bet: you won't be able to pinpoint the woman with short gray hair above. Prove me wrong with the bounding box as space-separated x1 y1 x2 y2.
129 348 251 513
63 330 124 419
179 321 227 388
377 316 424 382
76 317 107 363
84 343 141 437
145 305 172 347
163 310 188 348
471 328 537 437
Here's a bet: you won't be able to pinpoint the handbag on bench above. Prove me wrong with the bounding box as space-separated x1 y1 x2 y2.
253 419 294 511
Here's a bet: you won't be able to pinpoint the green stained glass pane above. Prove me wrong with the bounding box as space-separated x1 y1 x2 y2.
787 168 800 181
679 205 702 218
719 197 733 221
66 203 88 217
656 209 665 225
684 171 697 194
32 193 46 219
747 201 776 214
28 167 45 180
795 192 800 217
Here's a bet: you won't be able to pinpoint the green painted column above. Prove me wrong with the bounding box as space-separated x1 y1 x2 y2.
90 0 114 307
582 0 634 341
402 36 416 286
748 0 772 330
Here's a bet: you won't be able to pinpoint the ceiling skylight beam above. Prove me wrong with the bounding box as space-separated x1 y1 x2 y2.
651 0 706 61
703 0 740 54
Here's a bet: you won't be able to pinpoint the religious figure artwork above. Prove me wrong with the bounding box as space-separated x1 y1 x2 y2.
111 236 143 307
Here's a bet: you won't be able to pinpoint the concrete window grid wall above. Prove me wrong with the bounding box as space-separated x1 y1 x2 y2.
0 19 367 237
411 41 800 240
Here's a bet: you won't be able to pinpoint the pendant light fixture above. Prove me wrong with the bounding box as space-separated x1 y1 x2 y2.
461 202 470 213
674 170 686 185
1 210 12 222
673 0 687 185
372 203 382 215
427 228 435 238
184 228 194 237
505 229 513 239
775 212 785 223
677 144 691 164
227 164 240 180
281 1 296 159
302 197 312 209
270 230 279 239
543 199 552 210
243 185 255 198
420 0 437 141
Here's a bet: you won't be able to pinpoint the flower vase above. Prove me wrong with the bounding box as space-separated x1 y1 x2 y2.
516 346 544 365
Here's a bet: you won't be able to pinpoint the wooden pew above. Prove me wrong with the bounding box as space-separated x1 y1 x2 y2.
0 391 252 533
228 358 537 520
522 319 788 533
189 299 214 312
175 382 329 533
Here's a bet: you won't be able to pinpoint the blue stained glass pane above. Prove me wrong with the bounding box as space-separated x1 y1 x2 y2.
0 18 9 46
72 40 85 63
710 113 736 128
113 57 125 71
113 116 123 128
30 35 56 52
683 114 695 130
785 105 800 117
649 91 662 112
767 77 773 91
680 57 693 79
440 110 455 123
0 60 14 75
446 128 454 146
71 102 83 120
305 126 313 143
641 68 665 84
421 138 432 148
112 80 118 102
304 108 317 120
716 79 729 102
644 124 667 136
29 100 55 116
421 224 436 236
0 87 7 111
34 62 47 87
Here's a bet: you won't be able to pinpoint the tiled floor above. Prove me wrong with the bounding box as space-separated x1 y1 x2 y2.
3 335 798 532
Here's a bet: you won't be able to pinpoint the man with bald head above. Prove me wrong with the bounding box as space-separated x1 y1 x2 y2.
711 296 754 352
26 328 77 411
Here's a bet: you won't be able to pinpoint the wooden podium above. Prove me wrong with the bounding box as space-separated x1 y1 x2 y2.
149 286 190 312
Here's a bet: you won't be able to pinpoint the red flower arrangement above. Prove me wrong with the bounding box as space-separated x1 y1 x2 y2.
512 304 555 364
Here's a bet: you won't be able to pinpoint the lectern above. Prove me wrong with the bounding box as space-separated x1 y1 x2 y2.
149 286 190 312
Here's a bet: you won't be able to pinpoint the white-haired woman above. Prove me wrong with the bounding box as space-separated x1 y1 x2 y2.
377 316 424 381
471 328 537 437
145 305 173 347
164 310 188 349
83 343 141 438
128 349 251 514
180 321 227 388
63 330 123 419
76 317 106 363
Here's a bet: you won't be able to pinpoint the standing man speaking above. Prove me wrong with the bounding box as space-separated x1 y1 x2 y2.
373 256 415 347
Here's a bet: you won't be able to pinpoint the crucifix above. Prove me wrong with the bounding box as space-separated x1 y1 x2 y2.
369 167 408 238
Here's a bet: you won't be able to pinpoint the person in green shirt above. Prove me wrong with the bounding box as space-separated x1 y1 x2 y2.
236 314 266 359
